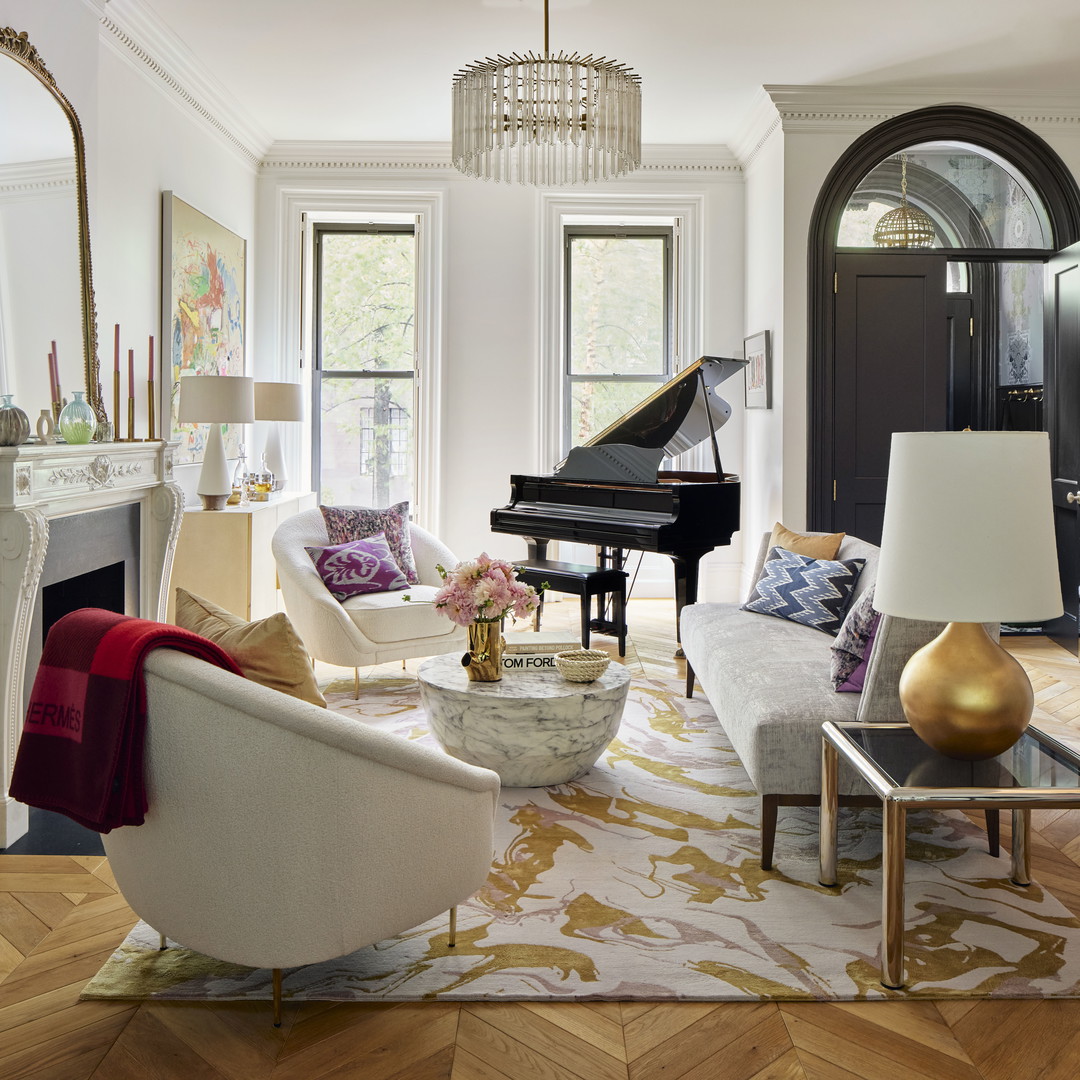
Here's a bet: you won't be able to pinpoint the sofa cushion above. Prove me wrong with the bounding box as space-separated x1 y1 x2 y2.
681 603 863 795
173 588 326 707
768 521 844 561
742 547 865 636
306 533 408 600
319 502 418 584
830 587 880 689
342 584 461 645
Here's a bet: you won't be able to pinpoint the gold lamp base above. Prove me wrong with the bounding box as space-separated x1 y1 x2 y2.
899 622 1034 761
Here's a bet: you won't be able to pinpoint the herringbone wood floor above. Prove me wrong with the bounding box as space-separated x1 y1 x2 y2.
3 601 1080 1079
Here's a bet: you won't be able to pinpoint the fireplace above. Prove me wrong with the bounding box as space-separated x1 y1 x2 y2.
0 443 183 846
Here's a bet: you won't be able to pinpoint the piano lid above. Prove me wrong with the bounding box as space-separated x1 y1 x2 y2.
583 356 748 458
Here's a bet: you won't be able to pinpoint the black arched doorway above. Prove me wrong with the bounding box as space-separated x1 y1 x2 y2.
806 105 1080 645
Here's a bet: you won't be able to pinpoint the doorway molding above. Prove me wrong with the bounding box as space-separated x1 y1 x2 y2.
807 104 1080 529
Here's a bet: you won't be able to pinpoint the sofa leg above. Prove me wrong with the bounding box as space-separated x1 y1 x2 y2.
354 668 360 699
685 661 695 699
985 808 1000 857
760 794 779 871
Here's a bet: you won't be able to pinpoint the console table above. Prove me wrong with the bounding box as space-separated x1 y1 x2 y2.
819 720 1080 989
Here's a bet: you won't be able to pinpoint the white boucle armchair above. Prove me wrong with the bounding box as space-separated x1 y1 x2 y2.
272 508 466 689
103 649 500 1025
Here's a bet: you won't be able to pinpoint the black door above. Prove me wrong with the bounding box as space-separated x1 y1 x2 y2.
1045 242 1080 653
833 253 948 543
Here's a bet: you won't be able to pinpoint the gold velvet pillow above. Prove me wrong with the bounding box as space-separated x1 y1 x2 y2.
768 522 845 562
173 588 326 708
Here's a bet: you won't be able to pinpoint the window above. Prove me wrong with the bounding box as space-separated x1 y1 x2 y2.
313 225 416 506
563 226 673 451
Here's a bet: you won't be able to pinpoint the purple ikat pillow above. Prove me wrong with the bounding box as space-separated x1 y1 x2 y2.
306 532 408 600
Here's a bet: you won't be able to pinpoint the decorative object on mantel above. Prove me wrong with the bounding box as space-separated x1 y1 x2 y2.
58 390 96 444
422 554 541 681
873 153 936 248
451 0 641 185
875 431 1061 759
254 381 303 491
0 395 30 446
176 374 255 510
35 409 55 445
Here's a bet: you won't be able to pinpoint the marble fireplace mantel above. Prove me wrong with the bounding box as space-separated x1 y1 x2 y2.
0 441 183 847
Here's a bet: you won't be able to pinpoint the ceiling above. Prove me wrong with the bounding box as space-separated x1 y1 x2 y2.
136 0 1080 147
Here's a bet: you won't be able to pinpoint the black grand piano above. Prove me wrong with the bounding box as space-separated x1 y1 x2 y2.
490 356 747 647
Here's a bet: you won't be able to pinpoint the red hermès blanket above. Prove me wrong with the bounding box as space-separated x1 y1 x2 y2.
10 608 243 832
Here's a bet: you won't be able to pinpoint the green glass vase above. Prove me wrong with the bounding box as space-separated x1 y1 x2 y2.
58 391 97 444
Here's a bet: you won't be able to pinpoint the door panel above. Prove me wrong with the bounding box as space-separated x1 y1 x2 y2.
833 254 948 543
1045 244 1080 652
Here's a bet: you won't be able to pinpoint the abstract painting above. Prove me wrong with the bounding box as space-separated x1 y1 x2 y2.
162 193 246 463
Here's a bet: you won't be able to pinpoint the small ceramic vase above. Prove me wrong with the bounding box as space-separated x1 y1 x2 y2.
0 395 31 446
36 409 56 444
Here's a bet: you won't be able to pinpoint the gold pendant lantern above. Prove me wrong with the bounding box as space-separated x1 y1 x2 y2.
873 154 937 248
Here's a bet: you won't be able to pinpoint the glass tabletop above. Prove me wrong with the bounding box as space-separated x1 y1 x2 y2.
837 724 1080 791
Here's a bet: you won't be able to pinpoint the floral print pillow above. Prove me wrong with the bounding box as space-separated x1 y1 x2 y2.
829 586 880 691
319 502 418 584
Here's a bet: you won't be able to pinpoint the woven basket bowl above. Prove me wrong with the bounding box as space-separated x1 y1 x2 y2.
554 649 611 683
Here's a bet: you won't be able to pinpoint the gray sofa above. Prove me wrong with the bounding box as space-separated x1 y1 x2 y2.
681 531 962 869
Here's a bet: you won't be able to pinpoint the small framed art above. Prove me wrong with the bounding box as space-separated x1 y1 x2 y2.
744 330 771 409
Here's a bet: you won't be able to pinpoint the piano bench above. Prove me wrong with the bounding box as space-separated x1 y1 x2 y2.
515 559 627 657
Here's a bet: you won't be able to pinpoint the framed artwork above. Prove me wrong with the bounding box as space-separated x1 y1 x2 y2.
744 330 771 410
162 192 246 463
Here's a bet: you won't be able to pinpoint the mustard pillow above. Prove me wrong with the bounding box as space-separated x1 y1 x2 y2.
173 588 327 708
768 522 845 562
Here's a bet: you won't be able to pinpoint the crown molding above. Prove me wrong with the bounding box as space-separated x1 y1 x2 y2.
261 141 740 178
0 158 75 202
732 89 782 169
97 0 271 169
764 84 1080 134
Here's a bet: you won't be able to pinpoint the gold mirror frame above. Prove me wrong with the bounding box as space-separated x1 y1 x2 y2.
0 27 103 427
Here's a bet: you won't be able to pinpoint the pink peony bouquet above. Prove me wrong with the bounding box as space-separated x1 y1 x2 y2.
432 554 541 627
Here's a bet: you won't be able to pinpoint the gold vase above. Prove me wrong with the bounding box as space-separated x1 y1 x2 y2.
465 620 504 682
899 621 1034 760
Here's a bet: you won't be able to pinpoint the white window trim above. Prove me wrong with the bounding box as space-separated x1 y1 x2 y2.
539 193 705 472
274 188 446 529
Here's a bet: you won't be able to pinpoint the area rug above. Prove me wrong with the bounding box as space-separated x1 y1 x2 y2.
82 670 1080 1003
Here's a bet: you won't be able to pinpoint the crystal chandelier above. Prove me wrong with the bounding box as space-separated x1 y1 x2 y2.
451 0 641 185
873 154 936 248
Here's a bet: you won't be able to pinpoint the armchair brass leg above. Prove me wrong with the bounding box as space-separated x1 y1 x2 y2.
158 933 167 951
354 668 360 699
272 968 282 1027
448 906 457 948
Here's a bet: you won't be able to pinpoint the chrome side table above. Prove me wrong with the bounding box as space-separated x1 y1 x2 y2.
819 720 1080 989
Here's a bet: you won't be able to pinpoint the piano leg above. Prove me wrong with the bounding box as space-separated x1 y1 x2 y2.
670 552 707 659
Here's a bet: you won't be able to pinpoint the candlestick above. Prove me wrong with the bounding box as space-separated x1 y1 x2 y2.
114 370 121 441
128 396 135 442
147 379 156 441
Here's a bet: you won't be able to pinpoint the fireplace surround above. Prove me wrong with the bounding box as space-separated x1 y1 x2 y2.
0 441 182 846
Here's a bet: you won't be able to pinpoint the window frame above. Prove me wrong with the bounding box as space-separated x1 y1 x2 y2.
311 221 419 508
561 223 675 454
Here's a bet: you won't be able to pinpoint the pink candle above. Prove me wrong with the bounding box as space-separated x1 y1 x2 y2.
148 335 155 380
128 349 134 398
47 352 57 403
114 324 120 372
49 347 60 402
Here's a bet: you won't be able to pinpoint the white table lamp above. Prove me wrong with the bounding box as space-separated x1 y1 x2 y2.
254 381 304 491
177 375 255 510
875 431 1062 759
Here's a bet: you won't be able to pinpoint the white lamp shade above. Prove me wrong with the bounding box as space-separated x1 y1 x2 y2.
177 375 255 425
254 381 304 421
875 431 1063 624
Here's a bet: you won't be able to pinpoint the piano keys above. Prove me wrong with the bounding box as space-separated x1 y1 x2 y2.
490 356 747 649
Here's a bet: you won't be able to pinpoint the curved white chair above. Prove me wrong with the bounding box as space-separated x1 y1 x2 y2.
272 508 466 688
104 649 499 1024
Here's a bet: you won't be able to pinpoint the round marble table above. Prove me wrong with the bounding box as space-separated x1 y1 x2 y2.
417 653 631 787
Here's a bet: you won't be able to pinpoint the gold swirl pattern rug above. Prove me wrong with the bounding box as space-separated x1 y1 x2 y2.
82 673 1080 1003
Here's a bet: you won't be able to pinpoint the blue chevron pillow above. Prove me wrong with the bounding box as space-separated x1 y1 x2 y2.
741 547 866 636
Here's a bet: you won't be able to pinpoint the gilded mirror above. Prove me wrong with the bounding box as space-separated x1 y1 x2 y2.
0 27 103 429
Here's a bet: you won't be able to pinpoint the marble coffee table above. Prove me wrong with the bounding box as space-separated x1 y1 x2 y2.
417 653 631 787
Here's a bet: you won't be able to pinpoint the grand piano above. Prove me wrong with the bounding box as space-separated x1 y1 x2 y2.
490 356 747 648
